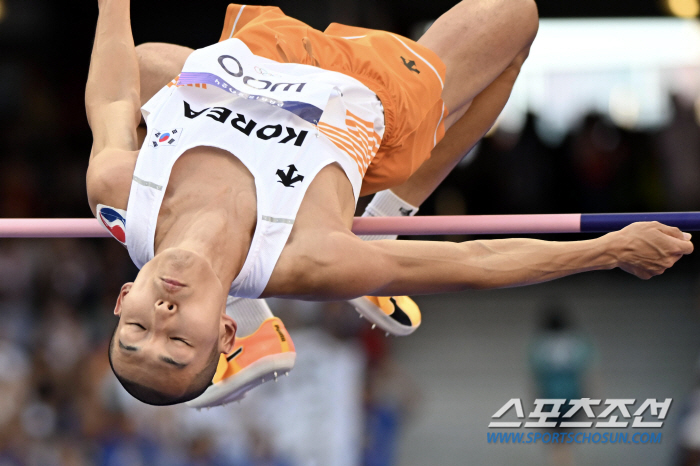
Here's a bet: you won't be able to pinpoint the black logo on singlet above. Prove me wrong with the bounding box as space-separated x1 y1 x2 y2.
276 164 304 187
401 56 420 74
183 101 309 146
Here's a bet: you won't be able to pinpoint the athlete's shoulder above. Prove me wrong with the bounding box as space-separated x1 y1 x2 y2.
86 148 137 216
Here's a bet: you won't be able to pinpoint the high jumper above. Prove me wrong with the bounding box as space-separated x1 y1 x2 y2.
84 0 693 406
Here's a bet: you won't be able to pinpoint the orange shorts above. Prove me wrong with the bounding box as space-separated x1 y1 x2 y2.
219 4 448 196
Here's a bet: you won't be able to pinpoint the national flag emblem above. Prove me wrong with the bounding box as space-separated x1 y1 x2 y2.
97 204 127 245
151 128 182 147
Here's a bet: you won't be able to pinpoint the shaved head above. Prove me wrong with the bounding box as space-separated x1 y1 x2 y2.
108 321 220 406
107 248 236 405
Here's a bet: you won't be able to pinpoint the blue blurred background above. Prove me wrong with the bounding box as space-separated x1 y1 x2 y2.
2 0 700 465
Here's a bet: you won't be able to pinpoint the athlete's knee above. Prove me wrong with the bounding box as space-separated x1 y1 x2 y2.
516 0 539 49
486 0 538 51
510 45 533 71
451 0 538 51
135 43 193 105
135 42 161 66
135 42 193 73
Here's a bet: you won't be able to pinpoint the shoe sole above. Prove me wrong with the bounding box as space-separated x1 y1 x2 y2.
186 352 297 409
347 297 417 336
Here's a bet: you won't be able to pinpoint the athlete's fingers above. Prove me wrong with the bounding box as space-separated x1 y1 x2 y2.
655 222 687 241
675 237 695 255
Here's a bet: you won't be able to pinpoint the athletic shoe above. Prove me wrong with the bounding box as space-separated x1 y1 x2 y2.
347 296 421 336
186 317 296 409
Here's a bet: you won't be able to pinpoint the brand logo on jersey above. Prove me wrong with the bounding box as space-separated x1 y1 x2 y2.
183 101 309 146
218 55 306 93
151 128 182 147
400 56 420 74
253 66 279 78
98 206 126 245
276 164 304 187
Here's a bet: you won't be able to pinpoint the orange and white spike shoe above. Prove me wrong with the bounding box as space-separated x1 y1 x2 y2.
186 317 296 409
347 296 421 336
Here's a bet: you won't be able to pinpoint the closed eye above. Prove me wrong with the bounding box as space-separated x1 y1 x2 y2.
171 337 192 347
129 323 146 330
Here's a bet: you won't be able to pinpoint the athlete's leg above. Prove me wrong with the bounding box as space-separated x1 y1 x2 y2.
419 0 539 126
353 2 537 329
352 54 530 337
390 47 530 206
135 42 193 104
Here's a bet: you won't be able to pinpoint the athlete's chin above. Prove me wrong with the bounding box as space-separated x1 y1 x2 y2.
159 248 203 273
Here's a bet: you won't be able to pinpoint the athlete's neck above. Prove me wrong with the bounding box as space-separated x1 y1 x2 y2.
154 146 258 289
156 211 246 287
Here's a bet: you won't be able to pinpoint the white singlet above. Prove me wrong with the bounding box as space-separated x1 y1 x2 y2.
117 38 384 298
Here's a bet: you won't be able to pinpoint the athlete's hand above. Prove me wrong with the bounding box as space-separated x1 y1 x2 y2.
607 222 693 279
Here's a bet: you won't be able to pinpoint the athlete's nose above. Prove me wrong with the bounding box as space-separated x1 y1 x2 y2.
155 299 177 313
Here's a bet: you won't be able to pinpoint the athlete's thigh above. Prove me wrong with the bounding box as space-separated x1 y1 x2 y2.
418 0 538 114
136 42 194 105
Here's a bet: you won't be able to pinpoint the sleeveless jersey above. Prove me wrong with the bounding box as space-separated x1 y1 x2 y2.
121 38 384 298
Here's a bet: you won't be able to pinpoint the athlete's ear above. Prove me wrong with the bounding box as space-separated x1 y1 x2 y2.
114 282 134 316
219 313 237 354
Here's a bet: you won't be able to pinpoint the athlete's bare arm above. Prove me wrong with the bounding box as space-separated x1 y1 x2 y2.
267 222 693 300
85 0 140 155
85 0 141 214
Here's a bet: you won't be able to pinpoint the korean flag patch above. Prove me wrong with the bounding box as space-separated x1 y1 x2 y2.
151 128 182 148
97 204 127 246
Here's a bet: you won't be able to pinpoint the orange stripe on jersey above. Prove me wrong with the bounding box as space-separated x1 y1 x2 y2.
318 109 382 176
319 127 364 174
166 75 207 90
318 123 368 161
319 127 365 169
318 123 370 164
346 109 373 128
166 74 180 88
345 113 381 148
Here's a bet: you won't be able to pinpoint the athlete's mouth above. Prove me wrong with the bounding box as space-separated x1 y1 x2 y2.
161 277 186 291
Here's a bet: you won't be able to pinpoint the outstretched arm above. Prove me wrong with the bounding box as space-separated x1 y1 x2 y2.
267 222 693 300
85 0 140 156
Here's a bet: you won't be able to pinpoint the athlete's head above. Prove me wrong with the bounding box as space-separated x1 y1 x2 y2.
108 248 236 405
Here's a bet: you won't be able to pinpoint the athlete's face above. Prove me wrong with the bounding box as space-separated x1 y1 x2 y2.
110 249 236 396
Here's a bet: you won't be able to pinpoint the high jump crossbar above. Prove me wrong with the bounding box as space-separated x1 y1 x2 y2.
0 212 699 238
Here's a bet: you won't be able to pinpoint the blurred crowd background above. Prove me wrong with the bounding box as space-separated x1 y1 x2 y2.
2 0 700 465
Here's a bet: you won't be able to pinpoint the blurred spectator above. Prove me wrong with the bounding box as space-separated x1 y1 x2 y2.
654 95 700 211
362 330 420 466
529 304 595 466
676 357 700 466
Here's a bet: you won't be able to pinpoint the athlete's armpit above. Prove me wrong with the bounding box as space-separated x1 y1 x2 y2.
86 148 136 216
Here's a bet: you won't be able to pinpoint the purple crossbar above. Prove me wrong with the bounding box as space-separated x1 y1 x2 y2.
580 212 700 233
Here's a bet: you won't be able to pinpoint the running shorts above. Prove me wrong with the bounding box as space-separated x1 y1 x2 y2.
219 4 448 196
